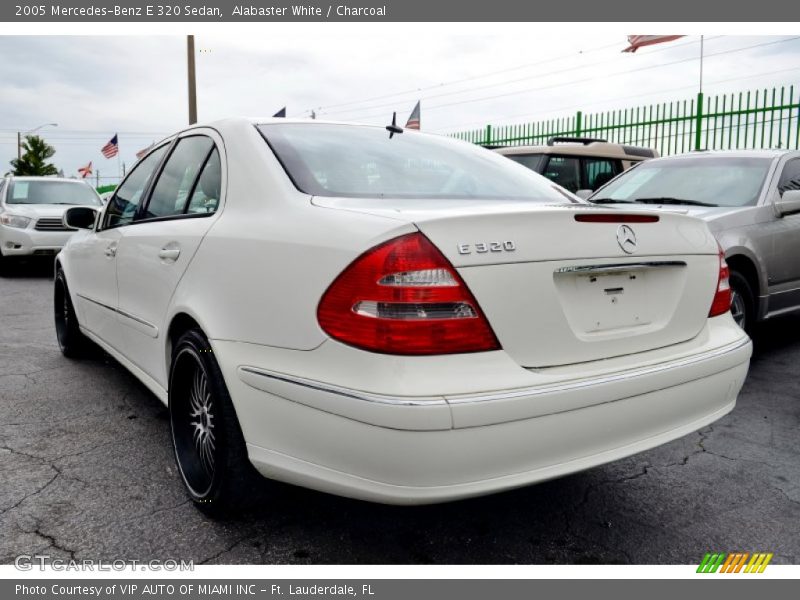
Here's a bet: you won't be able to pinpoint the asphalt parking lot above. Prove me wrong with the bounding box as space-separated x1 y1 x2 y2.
1 261 799 565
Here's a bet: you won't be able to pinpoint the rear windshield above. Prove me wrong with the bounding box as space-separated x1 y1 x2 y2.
593 156 773 207
258 123 570 202
7 180 102 206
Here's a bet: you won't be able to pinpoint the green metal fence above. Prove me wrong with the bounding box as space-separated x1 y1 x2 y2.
451 84 800 156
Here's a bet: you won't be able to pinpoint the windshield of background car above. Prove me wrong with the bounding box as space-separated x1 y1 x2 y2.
258 124 570 201
593 156 773 207
7 180 102 206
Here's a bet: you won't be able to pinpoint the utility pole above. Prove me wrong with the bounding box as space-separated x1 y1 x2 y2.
17 132 21 161
699 35 704 94
187 35 198 125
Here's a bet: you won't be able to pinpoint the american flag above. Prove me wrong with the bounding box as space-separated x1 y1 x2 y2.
77 161 93 179
101 134 119 159
135 142 155 160
622 35 684 53
405 101 420 130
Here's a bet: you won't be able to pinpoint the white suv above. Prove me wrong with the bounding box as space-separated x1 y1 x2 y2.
0 176 103 271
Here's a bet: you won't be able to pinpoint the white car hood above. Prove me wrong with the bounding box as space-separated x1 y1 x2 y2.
1 204 94 219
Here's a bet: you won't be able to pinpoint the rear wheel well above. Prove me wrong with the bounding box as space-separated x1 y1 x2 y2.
726 254 760 311
166 313 203 374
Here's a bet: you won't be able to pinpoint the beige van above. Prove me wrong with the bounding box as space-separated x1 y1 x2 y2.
495 137 658 194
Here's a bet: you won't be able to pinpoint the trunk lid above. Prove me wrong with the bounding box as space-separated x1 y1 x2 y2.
313 197 721 366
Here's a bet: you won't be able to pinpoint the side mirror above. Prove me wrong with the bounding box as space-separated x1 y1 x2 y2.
63 206 97 230
775 189 800 217
575 189 593 200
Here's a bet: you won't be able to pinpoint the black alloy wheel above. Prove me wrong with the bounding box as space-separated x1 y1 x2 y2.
169 329 260 515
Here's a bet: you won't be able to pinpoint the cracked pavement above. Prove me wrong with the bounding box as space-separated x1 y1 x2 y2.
1 261 799 565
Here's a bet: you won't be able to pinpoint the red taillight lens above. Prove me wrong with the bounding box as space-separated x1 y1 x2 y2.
317 233 500 355
709 247 732 317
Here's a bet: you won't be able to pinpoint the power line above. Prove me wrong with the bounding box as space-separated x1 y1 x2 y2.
1 137 161 142
310 36 725 117
304 40 624 115
585 112 800 150
317 36 725 119
433 66 800 133
342 36 800 122
0 128 168 135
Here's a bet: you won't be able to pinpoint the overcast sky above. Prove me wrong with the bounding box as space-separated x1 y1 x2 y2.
1 32 799 184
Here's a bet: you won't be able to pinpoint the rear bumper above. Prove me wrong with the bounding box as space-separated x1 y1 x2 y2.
214 317 751 504
0 225 72 256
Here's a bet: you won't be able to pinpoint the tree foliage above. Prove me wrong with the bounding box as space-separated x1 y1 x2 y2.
10 135 59 176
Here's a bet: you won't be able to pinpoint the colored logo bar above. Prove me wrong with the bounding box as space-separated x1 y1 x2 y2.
697 552 773 573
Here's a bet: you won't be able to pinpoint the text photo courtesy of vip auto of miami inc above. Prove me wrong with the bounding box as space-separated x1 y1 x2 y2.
1 8 800 589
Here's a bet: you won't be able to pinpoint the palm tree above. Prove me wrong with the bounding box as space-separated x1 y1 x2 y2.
10 135 59 176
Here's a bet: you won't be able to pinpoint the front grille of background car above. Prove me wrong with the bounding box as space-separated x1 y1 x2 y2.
34 218 70 232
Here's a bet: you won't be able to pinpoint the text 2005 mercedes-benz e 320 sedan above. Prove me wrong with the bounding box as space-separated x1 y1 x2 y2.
54 118 751 514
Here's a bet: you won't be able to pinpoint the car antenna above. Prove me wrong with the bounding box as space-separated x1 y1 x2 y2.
386 112 403 139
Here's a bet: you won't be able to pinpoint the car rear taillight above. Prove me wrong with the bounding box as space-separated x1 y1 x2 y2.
317 232 500 355
709 246 732 318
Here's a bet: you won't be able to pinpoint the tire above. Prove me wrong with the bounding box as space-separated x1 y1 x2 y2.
54 269 91 357
169 328 260 516
729 270 755 335
0 250 10 276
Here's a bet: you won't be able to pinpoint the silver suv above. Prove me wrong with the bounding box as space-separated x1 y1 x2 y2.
588 150 800 332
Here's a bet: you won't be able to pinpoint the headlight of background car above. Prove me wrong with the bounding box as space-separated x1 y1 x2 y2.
0 214 32 228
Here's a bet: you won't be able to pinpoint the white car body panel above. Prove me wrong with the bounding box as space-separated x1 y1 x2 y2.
68 227 125 348
220 321 747 503
56 117 752 504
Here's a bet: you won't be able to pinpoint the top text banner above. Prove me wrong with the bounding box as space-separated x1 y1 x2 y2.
3 0 800 22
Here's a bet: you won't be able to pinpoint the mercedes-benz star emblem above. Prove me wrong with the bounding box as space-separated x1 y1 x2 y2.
616 224 637 254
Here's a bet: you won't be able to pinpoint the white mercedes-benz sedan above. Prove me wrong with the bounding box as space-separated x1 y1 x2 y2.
54 118 752 513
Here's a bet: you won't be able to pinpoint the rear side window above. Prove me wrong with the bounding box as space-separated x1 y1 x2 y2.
186 149 221 214
505 153 546 173
105 145 168 228
583 158 620 190
542 156 580 192
144 136 215 220
778 158 800 195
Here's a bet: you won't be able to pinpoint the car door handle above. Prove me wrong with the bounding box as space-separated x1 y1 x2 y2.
104 242 117 258
158 245 181 261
